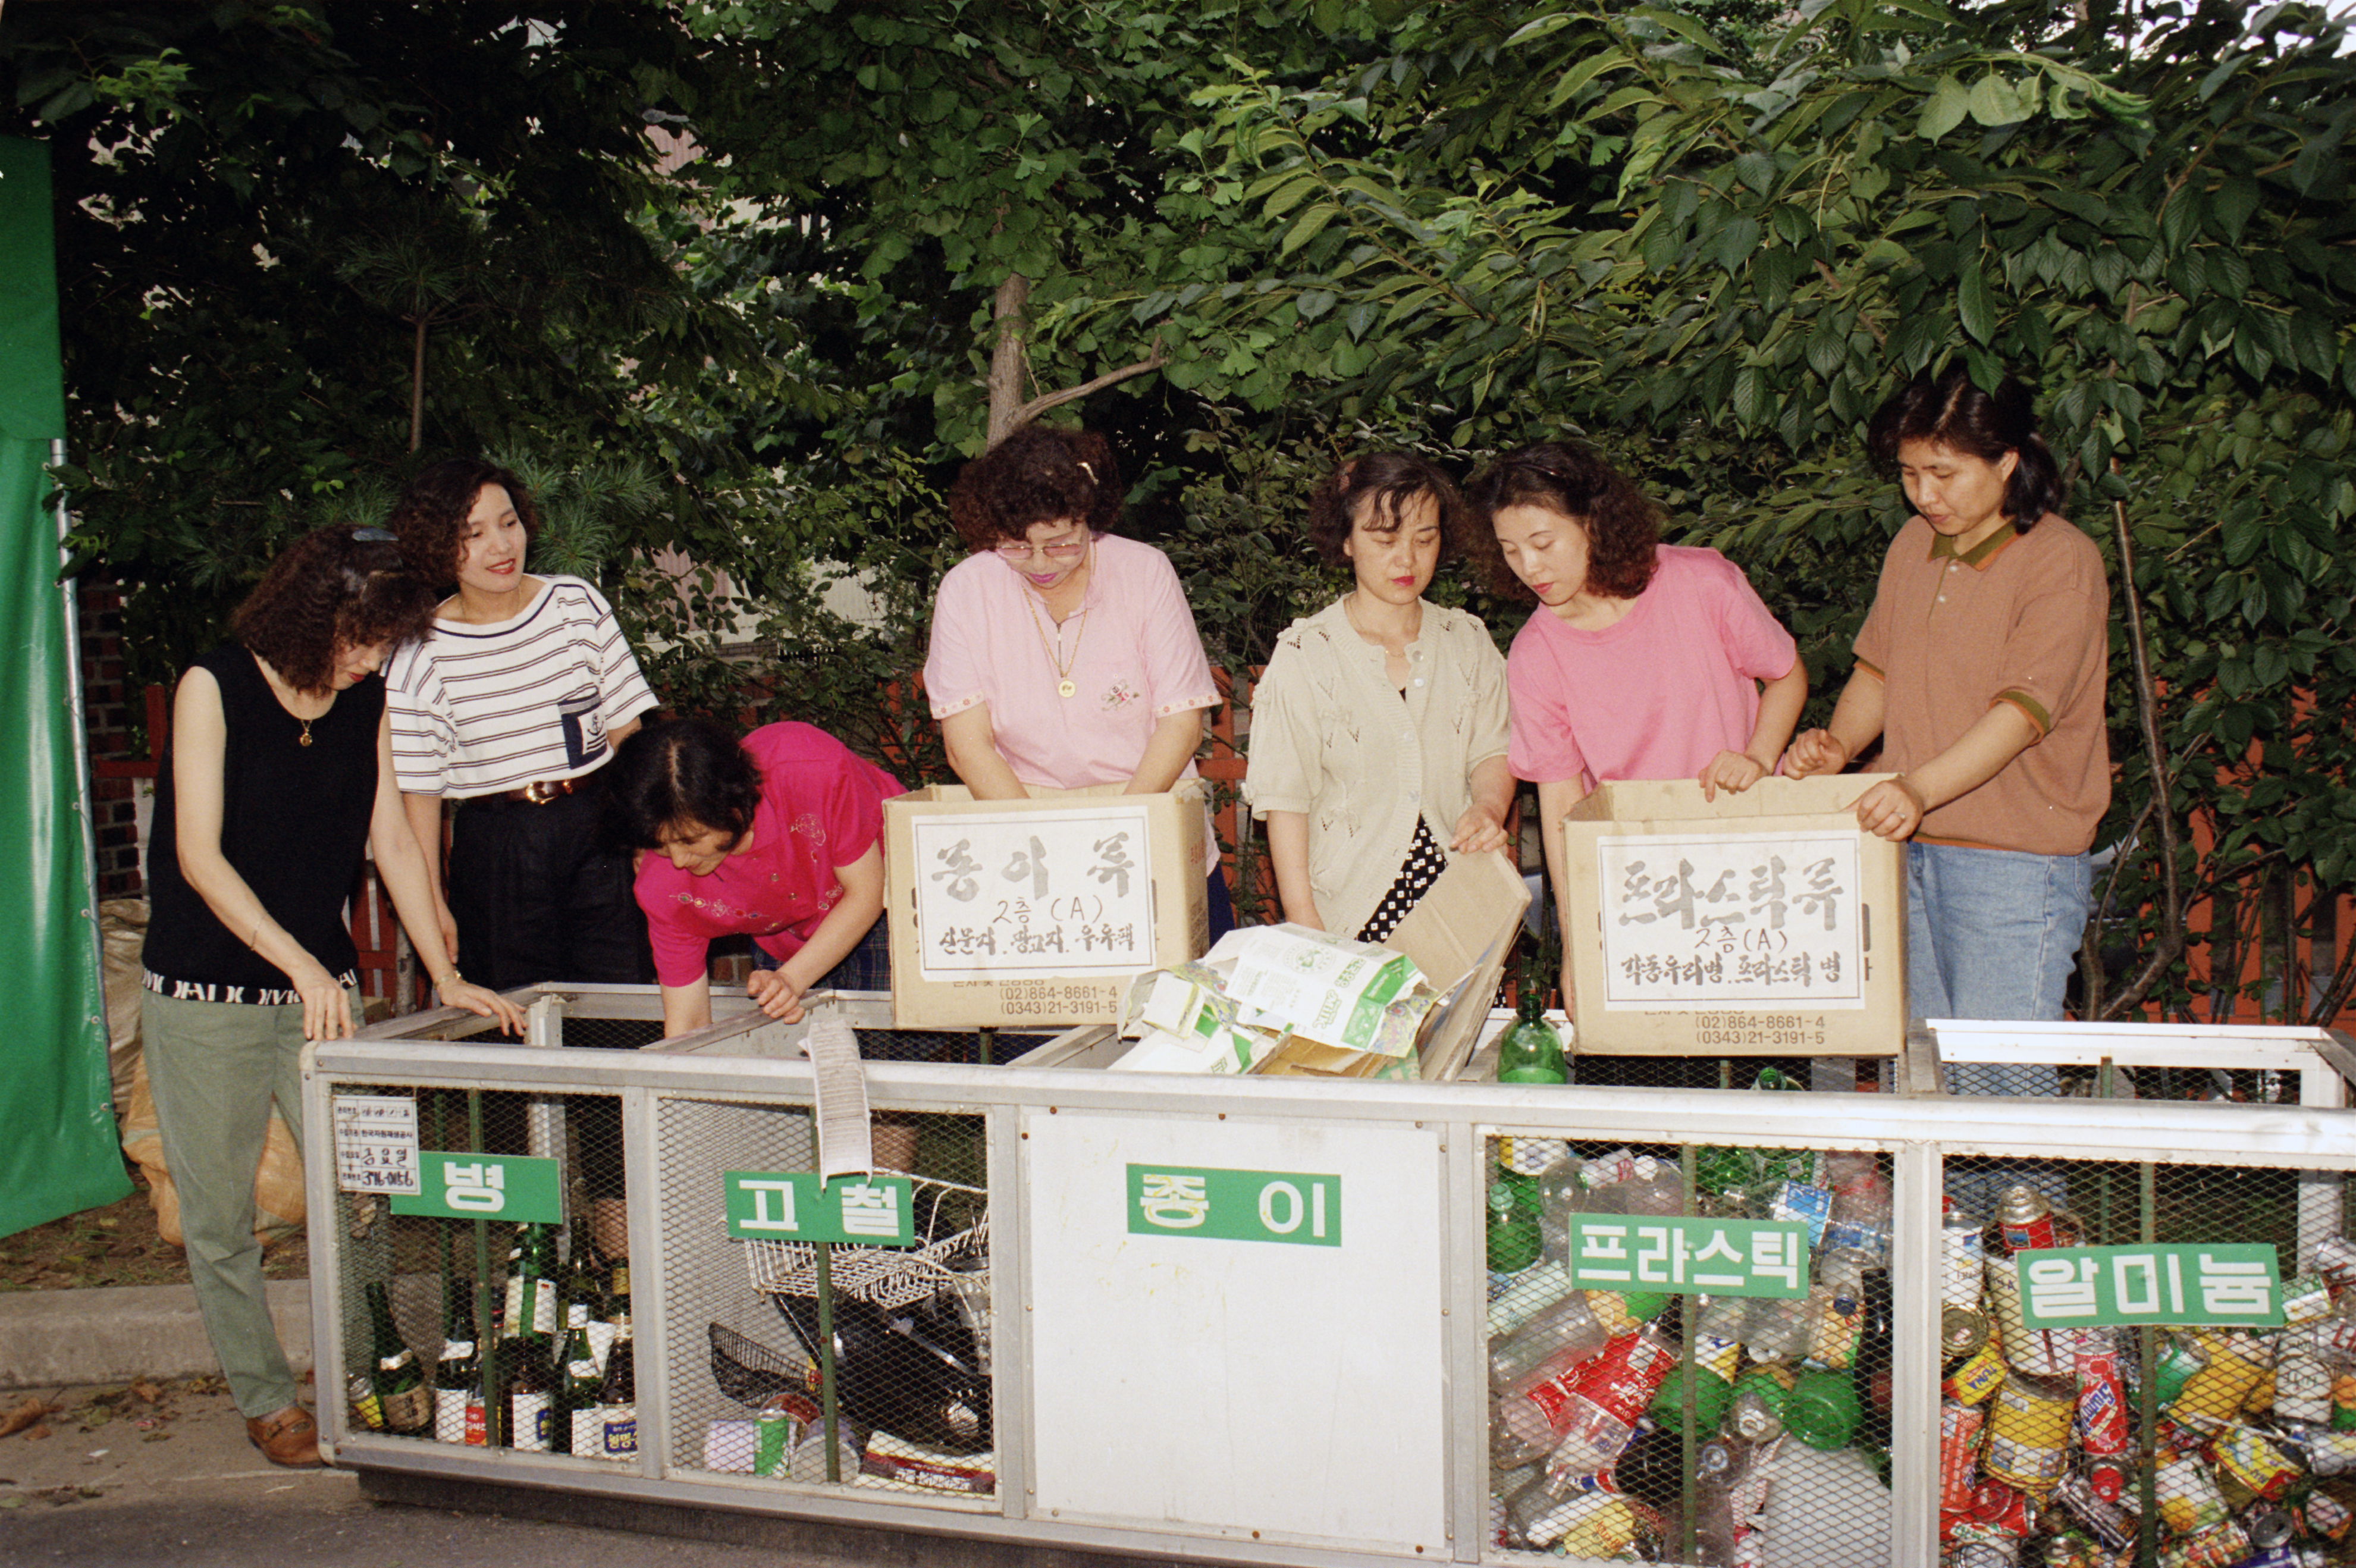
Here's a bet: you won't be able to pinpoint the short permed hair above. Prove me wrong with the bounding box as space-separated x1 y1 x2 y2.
1305 453 1472 568
945 425 1122 552
607 719 765 849
230 527 440 694
387 457 542 587
1462 442 1662 602
1866 364 2065 531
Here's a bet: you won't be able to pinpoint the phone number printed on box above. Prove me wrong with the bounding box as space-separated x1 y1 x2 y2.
914 805 1157 981
1598 831 1864 1012
2015 1243 2282 1328
1564 1215 1812 1299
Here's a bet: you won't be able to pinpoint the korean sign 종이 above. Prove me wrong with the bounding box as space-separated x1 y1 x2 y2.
2014 1243 2283 1328
723 1171 917 1247
390 1153 564 1224
1596 831 1865 1012
1127 1164 1341 1247
1564 1216 1812 1298
912 805 1157 983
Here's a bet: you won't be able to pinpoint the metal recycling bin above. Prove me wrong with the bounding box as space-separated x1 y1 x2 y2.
306 990 2356 1567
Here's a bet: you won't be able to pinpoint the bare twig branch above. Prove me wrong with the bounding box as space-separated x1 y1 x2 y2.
1000 341 1169 440
2099 484 2189 1018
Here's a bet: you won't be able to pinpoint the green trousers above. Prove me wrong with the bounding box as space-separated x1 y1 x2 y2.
140 989 306 1419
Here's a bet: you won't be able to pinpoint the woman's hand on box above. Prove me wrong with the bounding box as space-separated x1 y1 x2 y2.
1450 802 1510 854
1850 776 1926 841
1780 728 1850 780
1698 749 1767 802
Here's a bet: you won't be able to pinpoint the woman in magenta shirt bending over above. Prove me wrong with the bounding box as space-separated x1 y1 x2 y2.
1466 443 1807 1003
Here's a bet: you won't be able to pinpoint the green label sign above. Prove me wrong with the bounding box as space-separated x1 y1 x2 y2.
390 1154 564 1224
1564 1216 1811 1298
723 1171 917 1247
1125 1164 1340 1246
2015 1244 2283 1328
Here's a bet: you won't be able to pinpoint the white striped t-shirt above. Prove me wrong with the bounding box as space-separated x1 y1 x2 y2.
386 575 658 799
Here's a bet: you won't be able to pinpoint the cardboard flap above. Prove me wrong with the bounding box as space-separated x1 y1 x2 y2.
1386 850 1529 1081
1566 774 1897 823
907 779 1209 809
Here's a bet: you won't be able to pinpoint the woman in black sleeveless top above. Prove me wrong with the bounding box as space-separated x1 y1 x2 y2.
142 528 525 1469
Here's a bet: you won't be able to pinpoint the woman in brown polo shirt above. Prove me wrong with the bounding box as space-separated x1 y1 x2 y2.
1783 366 2109 1100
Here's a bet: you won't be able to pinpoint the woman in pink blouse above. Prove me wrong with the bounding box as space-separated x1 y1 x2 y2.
923 425 1231 932
610 718 904 1040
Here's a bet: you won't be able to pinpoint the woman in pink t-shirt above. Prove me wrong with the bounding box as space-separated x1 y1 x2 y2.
923 425 1229 931
1466 443 1806 1002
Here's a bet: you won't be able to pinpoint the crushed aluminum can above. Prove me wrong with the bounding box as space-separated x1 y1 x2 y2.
2292 1424 2356 1476
2157 1519 2250 1568
1946 1341 2011 1406
2053 1467 2136 1551
2214 1423 2305 1501
2244 1505 2296 1550
1941 1401 1988 1513
2153 1455 2230 1536
1968 1478 2033 1536
2311 1235 2356 1295
2302 1482 2354 1541
1948 1536 2023 1566
2282 1273 2333 1326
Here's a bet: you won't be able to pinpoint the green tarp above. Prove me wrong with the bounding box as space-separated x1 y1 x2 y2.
0 136 132 1237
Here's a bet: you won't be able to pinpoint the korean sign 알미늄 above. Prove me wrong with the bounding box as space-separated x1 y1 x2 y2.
1127 1164 1341 1247
2014 1243 2283 1329
723 1171 918 1247
390 1153 564 1224
332 1094 420 1196
1596 830 1865 1012
912 804 1157 983
1564 1216 1812 1299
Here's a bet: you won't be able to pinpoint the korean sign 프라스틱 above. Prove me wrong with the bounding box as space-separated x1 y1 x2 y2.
332 1094 420 1196
1563 1216 1812 1298
2014 1243 2283 1329
389 1153 564 1224
1127 1164 1341 1247
723 1171 918 1247
1596 830 1865 1012
912 805 1157 982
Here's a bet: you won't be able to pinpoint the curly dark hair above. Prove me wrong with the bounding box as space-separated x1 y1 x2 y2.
1306 452 1473 567
230 527 440 694
607 718 765 848
1462 443 1662 601
946 425 1122 552
387 457 542 587
1867 363 2065 531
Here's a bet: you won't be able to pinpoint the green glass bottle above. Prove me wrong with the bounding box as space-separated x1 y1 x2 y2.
365 1281 431 1434
1495 992 1566 1084
559 1303 603 1457
1485 1171 1544 1273
431 1274 480 1445
561 1221 600 1322
502 1222 559 1340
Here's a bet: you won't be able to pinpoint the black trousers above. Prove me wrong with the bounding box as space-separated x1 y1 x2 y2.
450 780 650 1199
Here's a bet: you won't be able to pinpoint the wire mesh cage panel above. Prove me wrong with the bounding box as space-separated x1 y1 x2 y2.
1935 1149 2355 1568
323 1078 635 1465
655 1095 995 1504
1483 1132 1897 1566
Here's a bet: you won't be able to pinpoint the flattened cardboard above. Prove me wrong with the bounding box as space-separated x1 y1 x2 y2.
886 780 1209 1028
1560 776 1904 1057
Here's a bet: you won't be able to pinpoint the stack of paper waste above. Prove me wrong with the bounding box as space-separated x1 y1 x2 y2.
1109 924 1439 1078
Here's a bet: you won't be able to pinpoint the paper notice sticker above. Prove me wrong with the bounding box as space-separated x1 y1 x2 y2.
805 1016 874 1181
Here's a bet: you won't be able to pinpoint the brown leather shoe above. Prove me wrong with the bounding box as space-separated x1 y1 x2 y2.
246 1405 324 1468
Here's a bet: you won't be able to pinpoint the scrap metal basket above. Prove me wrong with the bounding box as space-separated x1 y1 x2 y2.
744 1172 990 1312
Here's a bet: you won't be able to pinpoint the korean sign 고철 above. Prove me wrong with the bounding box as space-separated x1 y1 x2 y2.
2014 1243 2283 1329
1597 831 1864 1012
723 1171 917 1247
390 1153 564 1224
1127 1164 1341 1247
912 805 1157 982
1564 1215 1813 1298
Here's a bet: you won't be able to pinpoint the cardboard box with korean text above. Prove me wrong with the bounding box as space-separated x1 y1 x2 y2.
1253 848 1529 1082
886 780 1210 1028
1559 777 1904 1056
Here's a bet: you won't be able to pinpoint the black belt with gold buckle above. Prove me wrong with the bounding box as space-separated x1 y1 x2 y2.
504 778 577 805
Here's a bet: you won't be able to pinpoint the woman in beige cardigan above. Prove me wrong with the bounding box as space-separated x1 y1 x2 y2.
1244 454 1513 941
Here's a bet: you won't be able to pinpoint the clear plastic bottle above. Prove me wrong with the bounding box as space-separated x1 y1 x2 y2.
1692 1437 1754 1567
1489 1290 1609 1392
1742 1293 1815 1365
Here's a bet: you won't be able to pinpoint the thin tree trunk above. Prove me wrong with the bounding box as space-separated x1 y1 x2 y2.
2097 487 2188 1018
409 312 429 453
986 272 1030 448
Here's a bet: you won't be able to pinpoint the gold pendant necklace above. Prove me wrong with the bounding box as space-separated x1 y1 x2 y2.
1022 550 1092 698
298 717 314 747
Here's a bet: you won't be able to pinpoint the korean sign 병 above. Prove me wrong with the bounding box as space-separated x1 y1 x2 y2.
332 1094 420 1195
1596 831 1865 1012
1127 1164 1341 1247
1564 1216 1812 1299
2015 1243 2283 1328
723 1171 917 1247
912 805 1158 982
390 1153 564 1224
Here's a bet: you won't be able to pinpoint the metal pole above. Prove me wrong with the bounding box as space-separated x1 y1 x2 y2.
815 1243 841 1483
473 1090 500 1447
2138 1161 2158 1568
53 438 103 1014
1679 1142 1699 1565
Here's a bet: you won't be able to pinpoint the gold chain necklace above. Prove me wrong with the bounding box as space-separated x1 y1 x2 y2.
1022 547 1093 698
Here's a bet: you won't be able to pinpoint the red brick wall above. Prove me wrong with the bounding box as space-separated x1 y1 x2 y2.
80 578 152 898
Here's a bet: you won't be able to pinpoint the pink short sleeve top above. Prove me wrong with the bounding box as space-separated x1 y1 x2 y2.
1506 545 1798 788
633 722 905 988
923 531 1219 790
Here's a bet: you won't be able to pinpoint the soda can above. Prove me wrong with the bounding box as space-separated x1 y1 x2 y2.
2244 1505 2297 1550
2169 1338 2268 1434
2084 1458 2127 1504
2311 1313 2356 1360
2335 1372 2356 1429
2282 1273 2334 1326
2311 1235 2356 1294
1997 1186 2060 1253
1944 1306 1993 1361
2073 1352 2132 1456
2054 1469 2137 1551
2158 1519 2251 1568
2302 1481 2355 1541
2294 1425 2356 1476
1941 1401 1988 1512
2153 1334 2208 1405
2275 1334 2335 1426
1769 1180 1833 1246
1949 1538 2023 1566
1969 1478 2034 1536
2152 1455 2230 1535
2041 1532 2097 1568
1986 1255 2070 1375
1945 1342 2012 1406
2214 1423 2304 1501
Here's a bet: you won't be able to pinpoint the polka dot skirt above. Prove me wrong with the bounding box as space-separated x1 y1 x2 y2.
1356 816 1449 945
